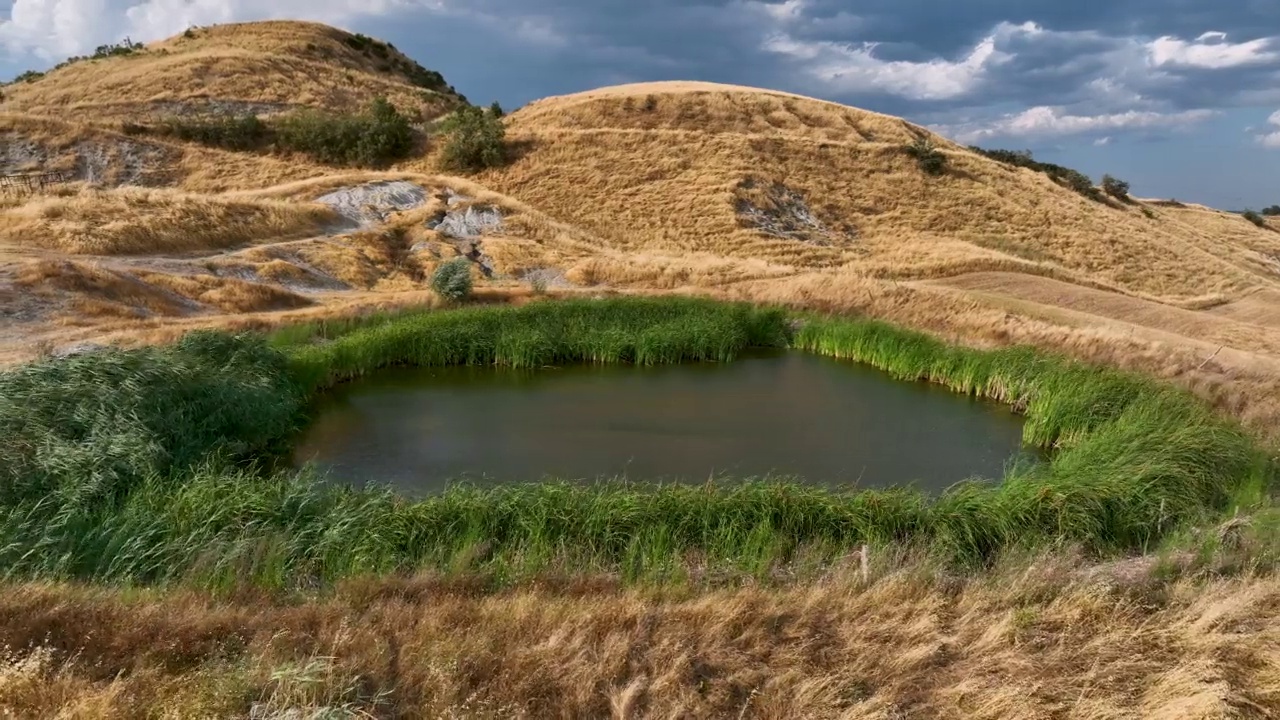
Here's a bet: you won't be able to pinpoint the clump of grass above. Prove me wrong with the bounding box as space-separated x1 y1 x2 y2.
0 330 306 508
282 296 788 391
904 137 947 176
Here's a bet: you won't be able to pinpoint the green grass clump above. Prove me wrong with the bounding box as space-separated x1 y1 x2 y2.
282 296 788 392
0 331 306 508
0 297 1267 589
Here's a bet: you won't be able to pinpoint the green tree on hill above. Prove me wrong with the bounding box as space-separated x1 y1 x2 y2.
1101 174 1130 201
438 104 508 172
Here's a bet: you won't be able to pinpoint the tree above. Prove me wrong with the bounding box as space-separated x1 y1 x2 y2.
1262 205 1280 216
430 257 474 302
438 104 508 172
489 101 504 118
1101 174 1130 201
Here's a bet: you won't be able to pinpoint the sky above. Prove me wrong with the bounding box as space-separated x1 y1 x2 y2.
1 0 1278 209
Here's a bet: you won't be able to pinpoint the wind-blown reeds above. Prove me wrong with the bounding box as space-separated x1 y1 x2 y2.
0 297 1265 588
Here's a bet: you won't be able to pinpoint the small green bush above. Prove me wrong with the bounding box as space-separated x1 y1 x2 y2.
274 97 414 166
162 113 269 151
438 105 507 172
1101 174 1130 201
489 101 504 118
151 98 416 167
905 137 947 176
969 146 1105 202
1243 210 1268 228
430 258 474 301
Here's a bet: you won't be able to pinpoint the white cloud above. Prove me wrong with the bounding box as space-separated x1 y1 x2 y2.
1093 136 1112 146
1257 109 1280 148
761 21 1045 101
935 105 1217 143
1147 32 1277 69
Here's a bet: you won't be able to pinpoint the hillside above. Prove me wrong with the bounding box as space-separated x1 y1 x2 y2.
0 25 1279 431
0 21 466 122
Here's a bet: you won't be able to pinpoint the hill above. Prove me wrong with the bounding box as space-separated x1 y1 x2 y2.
0 21 466 122
1 26 1280 432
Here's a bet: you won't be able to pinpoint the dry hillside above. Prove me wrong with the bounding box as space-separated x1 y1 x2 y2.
0 32 1277 433
0 21 466 122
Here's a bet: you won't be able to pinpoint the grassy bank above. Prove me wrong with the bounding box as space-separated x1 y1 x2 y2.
0 297 1267 589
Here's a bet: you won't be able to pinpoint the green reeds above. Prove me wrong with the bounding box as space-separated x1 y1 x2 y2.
283 297 788 393
0 297 1267 589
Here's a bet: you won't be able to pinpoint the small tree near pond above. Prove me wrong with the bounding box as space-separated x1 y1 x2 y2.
431 258 474 302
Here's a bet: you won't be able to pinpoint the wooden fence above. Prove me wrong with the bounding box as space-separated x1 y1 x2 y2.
0 169 76 195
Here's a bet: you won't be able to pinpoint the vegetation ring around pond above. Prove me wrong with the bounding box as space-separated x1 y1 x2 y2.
0 297 1267 589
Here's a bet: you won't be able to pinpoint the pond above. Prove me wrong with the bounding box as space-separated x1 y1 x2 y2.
294 351 1037 495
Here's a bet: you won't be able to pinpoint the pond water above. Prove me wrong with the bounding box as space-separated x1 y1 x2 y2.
294 351 1036 495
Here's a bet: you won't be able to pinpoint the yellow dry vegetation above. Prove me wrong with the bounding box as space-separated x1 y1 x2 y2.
0 185 338 254
473 82 1280 306
2 557 1279 719
0 21 464 122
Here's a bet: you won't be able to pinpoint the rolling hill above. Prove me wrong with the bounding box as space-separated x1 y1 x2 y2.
1 21 1280 433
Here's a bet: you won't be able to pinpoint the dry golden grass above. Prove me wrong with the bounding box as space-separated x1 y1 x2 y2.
1 556 1279 719
0 21 463 122
0 185 337 254
468 82 1280 305
0 112 329 192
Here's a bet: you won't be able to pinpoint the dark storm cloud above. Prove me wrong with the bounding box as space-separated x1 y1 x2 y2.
356 0 1280 140
5 0 1276 143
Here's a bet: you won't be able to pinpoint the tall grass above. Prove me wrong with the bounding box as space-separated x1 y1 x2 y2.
282 296 789 393
0 297 1267 589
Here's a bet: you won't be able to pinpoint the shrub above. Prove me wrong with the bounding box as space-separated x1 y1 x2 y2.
438 105 507 172
430 258 474 301
161 113 270 151
1243 210 1268 228
489 101 504 118
128 98 416 167
970 146 1105 202
905 137 947 176
274 97 414 166
1101 174 1130 201
1262 205 1280 216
